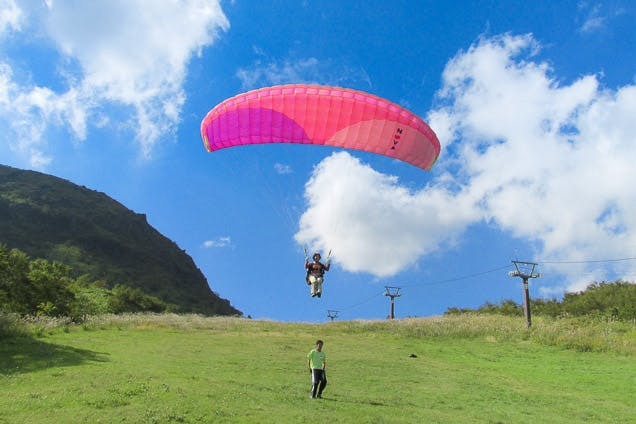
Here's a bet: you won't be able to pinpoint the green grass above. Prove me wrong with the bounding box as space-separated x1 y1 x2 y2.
1 314 634 423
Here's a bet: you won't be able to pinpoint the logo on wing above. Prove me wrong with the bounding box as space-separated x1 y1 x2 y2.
390 127 403 150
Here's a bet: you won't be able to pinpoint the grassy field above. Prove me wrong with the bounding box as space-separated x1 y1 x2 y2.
1 314 634 423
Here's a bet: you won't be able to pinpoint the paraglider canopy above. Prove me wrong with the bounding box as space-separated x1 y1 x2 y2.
201 84 440 170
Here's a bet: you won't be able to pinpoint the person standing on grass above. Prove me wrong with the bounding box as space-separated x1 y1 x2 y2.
307 339 327 399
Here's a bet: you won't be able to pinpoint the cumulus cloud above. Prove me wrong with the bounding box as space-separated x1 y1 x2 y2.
296 33 636 294
294 152 473 277
0 0 229 166
430 33 636 291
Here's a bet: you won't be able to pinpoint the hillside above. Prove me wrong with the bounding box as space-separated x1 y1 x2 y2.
0 164 240 316
1 314 634 422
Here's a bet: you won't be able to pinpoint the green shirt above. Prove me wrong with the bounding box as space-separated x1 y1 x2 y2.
307 349 326 369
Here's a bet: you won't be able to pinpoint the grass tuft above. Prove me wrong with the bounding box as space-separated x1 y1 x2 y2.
10 312 634 354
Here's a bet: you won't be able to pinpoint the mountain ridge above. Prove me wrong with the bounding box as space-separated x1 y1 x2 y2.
0 164 240 316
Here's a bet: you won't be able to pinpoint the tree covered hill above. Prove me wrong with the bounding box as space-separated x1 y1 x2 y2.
0 164 240 316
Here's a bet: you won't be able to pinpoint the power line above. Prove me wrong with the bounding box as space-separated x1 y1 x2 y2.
399 256 636 290
401 264 512 288
537 257 636 265
326 264 514 316
325 264 513 317
326 290 385 314
321 255 636 319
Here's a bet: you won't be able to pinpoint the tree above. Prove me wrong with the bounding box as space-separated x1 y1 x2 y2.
27 259 74 316
562 281 636 320
0 246 31 314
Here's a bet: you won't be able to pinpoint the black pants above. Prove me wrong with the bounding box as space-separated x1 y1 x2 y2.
310 369 327 397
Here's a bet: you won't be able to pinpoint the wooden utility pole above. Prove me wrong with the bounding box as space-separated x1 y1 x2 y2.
384 286 401 319
509 261 541 328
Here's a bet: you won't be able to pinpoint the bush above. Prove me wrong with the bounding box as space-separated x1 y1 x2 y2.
1 245 173 318
69 284 111 319
562 281 636 321
0 312 26 338
108 284 168 314
446 280 636 322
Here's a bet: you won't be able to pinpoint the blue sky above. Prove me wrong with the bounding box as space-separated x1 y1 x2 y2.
1 0 635 321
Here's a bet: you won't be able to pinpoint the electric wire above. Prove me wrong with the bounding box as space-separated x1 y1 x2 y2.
537 257 636 265
326 290 386 315
400 264 512 289
322 254 636 319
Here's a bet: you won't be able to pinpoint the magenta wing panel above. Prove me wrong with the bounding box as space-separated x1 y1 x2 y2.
201 84 440 170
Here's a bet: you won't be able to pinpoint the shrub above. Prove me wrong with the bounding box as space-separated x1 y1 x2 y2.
0 312 26 338
108 284 168 314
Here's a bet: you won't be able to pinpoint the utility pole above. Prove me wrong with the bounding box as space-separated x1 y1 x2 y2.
326 310 339 321
384 286 401 319
508 261 541 328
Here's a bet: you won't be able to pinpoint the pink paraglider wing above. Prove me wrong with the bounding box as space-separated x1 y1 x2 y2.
200 84 440 170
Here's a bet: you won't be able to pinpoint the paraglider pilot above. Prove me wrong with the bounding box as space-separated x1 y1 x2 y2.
305 252 330 298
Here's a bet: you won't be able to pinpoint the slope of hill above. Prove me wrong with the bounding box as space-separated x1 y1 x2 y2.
1 315 634 422
0 164 240 316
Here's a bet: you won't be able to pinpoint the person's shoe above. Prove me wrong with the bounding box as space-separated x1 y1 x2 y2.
317 394 322 398
317 292 321 298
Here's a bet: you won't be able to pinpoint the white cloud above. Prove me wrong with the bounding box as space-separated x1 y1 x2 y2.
0 0 21 35
47 0 229 154
236 56 372 90
429 34 636 287
296 33 636 295
577 2 628 35
237 58 320 89
294 152 473 277
0 62 86 167
0 0 229 166
203 236 232 248
274 163 293 175
578 2 607 33
0 63 12 105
